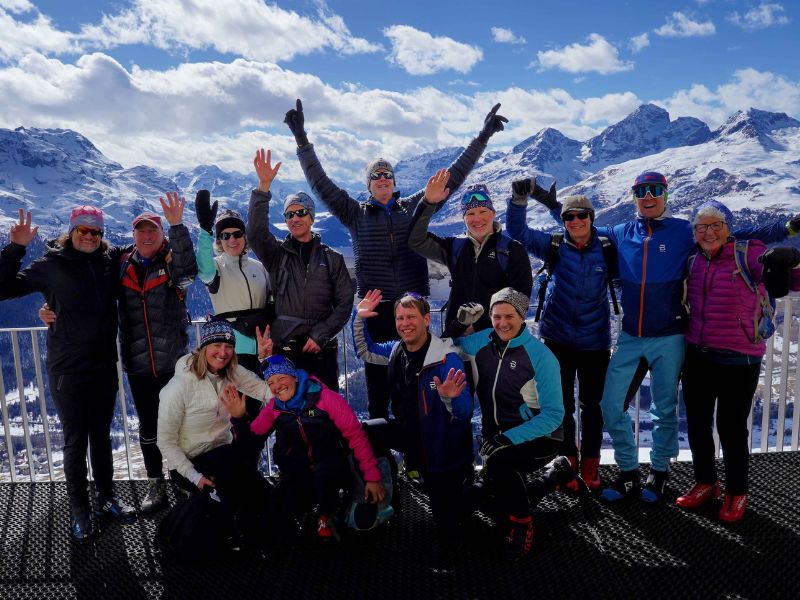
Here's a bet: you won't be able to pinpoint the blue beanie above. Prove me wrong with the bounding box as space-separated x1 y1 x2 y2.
260 355 298 381
691 200 734 227
461 184 495 216
200 318 235 348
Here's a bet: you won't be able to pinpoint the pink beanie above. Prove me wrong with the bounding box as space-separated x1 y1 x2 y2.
69 205 104 232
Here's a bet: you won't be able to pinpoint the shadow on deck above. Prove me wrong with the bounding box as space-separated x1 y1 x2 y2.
1 453 799 599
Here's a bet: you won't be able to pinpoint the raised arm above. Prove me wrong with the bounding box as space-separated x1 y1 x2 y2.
194 190 219 284
246 148 283 269
406 170 452 265
0 209 45 300
160 192 198 287
505 196 555 261
352 290 395 364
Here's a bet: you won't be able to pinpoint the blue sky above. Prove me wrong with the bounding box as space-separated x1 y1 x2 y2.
1 0 797 182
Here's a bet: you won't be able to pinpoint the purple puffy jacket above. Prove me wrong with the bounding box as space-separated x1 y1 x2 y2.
685 239 800 357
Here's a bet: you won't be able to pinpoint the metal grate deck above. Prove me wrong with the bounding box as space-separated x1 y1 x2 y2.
1 452 798 599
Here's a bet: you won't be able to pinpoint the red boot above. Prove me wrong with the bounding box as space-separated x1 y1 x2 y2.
558 456 579 493
505 515 534 560
580 457 602 491
675 481 720 509
719 494 747 523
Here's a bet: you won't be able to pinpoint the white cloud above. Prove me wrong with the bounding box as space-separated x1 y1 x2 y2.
654 12 716 37
536 34 633 74
659 69 800 128
729 3 790 30
491 27 526 45
383 25 483 75
629 33 650 53
0 0 33 12
0 0 381 63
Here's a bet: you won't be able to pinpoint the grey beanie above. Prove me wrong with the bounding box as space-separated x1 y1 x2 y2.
560 195 595 220
283 192 315 221
490 287 530 319
365 158 394 188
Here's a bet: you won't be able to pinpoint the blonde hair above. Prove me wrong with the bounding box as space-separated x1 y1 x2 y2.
188 345 238 380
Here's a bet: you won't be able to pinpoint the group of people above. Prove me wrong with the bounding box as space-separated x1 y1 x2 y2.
2 99 799 560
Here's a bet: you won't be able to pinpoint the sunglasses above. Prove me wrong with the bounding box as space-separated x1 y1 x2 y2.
219 230 245 240
283 208 311 220
694 221 725 234
74 226 103 238
461 192 490 205
369 171 394 181
563 211 591 222
633 184 666 199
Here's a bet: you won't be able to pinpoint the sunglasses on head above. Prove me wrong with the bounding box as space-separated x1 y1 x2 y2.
633 184 666 199
563 211 591 222
75 226 103 238
369 171 394 181
402 291 424 300
284 208 311 220
461 192 490 205
219 230 245 241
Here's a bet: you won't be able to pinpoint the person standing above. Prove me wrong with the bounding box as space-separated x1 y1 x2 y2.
0 207 134 541
407 178 532 338
284 98 507 418
246 148 354 392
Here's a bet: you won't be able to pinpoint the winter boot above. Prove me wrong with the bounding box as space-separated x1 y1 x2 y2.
580 457 602 492
640 469 669 503
505 515 534 560
676 481 720 509
600 469 641 503
71 508 95 543
140 477 167 513
719 494 747 523
317 514 335 540
546 456 582 492
96 495 137 520
557 456 580 493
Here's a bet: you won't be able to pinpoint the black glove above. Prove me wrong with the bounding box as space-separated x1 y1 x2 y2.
531 181 558 211
477 103 508 144
284 98 309 147
479 433 512 460
194 189 217 234
760 246 800 298
511 177 535 206
456 302 484 326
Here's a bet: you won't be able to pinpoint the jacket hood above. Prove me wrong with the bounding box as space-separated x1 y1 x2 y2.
422 334 461 370
273 369 323 413
280 231 322 253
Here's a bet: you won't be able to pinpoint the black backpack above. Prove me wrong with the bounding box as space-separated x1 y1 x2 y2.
448 234 512 275
534 233 619 322
156 490 235 563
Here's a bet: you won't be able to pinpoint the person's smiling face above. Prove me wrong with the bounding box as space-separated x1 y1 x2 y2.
491 303 525 342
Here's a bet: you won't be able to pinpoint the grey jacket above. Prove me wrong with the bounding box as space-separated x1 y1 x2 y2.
296 137 488 300
247 189 354 346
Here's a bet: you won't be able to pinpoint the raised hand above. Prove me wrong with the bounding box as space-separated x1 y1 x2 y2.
194 190 217 234
219 383 247 418
253 148 282 193
256 325 273 360
532 181 559 210
433 368 467 398
357 289 382 319
478 103 509 143
302 337 321 354
424 168 451 204
456 302 484 326
196 476 215 491
160 192 185 226
38 303 56 326
511 177 535 206
284 98 309 147
9 209 38 246
364 481 386 504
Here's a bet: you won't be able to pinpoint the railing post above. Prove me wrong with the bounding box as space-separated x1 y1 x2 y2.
30 330 55 480
0 352 17 483
761 335 774 452
776 298 791 451
11 331 37 480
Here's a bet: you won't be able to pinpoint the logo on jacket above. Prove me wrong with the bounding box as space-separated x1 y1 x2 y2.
509 360 517 369
487 251 496 260
429 380 436 389
659 244 666 252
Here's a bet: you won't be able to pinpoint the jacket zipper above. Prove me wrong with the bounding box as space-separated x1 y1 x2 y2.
297 417 314 465
238 255 254 309
638 221 653 337
491 343 509 427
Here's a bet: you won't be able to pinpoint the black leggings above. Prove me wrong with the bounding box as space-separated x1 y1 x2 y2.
127 372 172 478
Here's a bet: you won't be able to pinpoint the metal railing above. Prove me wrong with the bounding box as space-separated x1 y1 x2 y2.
2 299 799 483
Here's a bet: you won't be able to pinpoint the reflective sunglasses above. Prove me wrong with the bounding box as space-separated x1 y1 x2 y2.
633 184 665 199
283 208 311 220
369 171 394 181
74 226 103 238
694 221 725 234
563 211 591 222
218 230 245 240
461 191 490 205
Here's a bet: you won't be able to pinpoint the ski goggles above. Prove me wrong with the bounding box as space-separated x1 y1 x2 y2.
563 211 591 222
369 171 394 181
283 208 311 220
461 191 491 205
633 184 666 199
74 226 103 238
218 230 245 240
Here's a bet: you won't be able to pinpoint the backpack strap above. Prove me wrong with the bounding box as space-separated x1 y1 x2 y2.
534 233 563 323
495 234 511 273
448 237 468 274
733 239 756 292
598 236 620 315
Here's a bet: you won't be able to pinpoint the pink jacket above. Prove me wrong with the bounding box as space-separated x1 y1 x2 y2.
685 239 798 357
249 376 381 482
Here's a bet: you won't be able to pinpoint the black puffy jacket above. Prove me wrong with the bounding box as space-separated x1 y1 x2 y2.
116 223 197 376
0 240 118 375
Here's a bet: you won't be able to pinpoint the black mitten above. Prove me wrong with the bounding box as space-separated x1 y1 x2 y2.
760 246 800 298
194 190 217 234
283 98 309 147
477 103 508 143
531 181 558 210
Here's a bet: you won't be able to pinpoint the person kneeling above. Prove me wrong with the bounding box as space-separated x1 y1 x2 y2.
222 355 385 541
